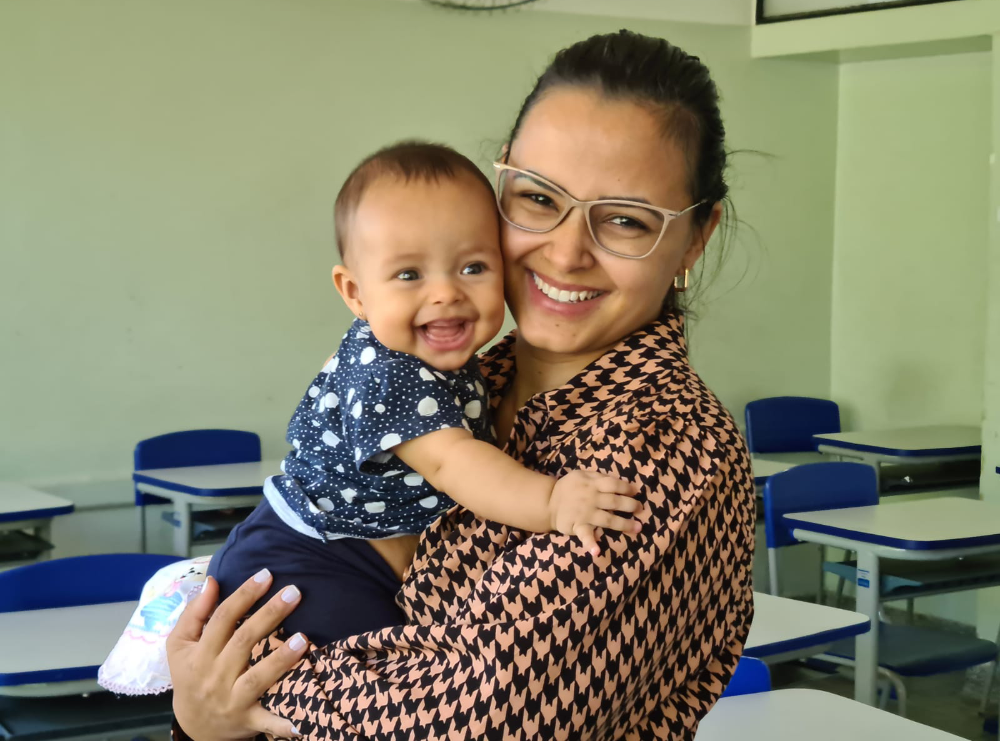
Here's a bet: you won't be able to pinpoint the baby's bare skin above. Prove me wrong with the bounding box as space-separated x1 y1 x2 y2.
368 534 420 582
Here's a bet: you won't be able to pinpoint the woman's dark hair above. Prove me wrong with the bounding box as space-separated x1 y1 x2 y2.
507 30 733 314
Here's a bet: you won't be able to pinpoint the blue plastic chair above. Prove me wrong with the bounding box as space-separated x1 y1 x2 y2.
0 553 181 612
0 554 181 739
134 429 261 552
745 396 841 454
764 462 998 716
721 656 771 698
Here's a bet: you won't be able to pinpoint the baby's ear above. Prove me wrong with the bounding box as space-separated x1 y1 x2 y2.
332 265 365 320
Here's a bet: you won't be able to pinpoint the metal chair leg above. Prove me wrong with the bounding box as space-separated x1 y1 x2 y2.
979 623 1000 713
138 505 147 553
768 548 780 596
817 545 826 604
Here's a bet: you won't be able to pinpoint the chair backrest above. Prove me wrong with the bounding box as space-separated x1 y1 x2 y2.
721 656 771 698
134 429 261 506
763 461 878 549
744 396 841 453
0 553 183 612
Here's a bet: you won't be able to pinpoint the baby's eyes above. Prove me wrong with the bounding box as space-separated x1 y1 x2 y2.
461 262 486 276
395 269 420 281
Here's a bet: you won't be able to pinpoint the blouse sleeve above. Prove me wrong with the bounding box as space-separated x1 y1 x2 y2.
253 414 755 741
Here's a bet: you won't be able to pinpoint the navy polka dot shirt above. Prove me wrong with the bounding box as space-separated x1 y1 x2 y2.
267 319 494 540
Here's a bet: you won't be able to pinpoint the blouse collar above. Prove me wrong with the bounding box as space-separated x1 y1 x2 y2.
479 313 689 419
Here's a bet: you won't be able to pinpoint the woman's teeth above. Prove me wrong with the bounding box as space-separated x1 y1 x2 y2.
531 272 602 303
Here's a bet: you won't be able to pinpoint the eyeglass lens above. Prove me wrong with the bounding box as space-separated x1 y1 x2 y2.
496 169 665 258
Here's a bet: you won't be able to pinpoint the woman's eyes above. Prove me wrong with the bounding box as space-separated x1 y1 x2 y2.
606 215 652 232
395 269 420 281
519 192 558 209
461 262 486 276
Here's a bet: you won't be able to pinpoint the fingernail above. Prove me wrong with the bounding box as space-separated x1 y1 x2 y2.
590 546 600 557
289 633 307 651
282 585 301 603
254 568 271 584
289 724 301 737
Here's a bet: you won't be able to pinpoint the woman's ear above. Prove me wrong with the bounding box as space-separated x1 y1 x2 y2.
683 201 723 270
332 265 366 321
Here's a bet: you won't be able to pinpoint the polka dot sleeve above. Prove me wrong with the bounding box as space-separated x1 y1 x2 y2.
342 357 480 475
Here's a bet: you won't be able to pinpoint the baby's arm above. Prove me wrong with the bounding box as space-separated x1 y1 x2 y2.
393 428 642 555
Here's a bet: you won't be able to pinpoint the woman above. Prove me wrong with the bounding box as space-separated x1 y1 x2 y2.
167 30 755 741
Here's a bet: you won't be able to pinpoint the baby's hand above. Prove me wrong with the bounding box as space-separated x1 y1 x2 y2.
548 471 642 557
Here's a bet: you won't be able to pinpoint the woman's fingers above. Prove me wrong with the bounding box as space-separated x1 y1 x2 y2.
574 524 600 557
169 575 220 646
234 631 311 704
199 568 275 657
218 584 303 685
246 705 302 740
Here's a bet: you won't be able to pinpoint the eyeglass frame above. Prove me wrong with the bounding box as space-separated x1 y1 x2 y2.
492 161 706 260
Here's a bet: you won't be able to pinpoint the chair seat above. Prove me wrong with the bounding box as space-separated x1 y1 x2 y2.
823 555 1000 599
160 506 255 540
827 622 997 677
0 531 52 565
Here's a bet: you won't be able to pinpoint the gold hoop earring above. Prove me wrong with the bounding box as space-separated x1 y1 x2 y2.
674 269 690 293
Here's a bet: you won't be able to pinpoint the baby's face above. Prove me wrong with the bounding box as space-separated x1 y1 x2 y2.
337 174 506 371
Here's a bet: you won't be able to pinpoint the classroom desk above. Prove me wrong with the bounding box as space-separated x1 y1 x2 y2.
0 483 74 562
783 497 1000 706
745 593 869 663
813 425 980 489
695 689 963 740
133 460 280 556
0 601 136 697
752 453 827 490
751 457 794 487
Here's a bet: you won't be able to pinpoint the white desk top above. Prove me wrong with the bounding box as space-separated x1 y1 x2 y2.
0 601 136 681
133 460 282 495
814 425 980 457
696 689 962 740
751 457 795 482
0 482 74 521
785 497 1000 551
745 593 868 659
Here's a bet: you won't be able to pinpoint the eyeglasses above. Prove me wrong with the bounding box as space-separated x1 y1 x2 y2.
492 162 704 260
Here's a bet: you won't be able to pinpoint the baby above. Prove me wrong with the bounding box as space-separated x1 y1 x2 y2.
207 141 641 646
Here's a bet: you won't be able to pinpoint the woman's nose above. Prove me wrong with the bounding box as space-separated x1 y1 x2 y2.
543 208 597 272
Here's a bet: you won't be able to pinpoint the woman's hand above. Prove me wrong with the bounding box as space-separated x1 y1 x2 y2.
166 569 311 741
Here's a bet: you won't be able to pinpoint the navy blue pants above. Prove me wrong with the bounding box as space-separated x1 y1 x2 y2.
207 499 406 647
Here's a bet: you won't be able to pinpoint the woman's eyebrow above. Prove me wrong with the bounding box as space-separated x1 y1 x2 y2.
517 168 654 205
513 170 561 194
597 194 652 205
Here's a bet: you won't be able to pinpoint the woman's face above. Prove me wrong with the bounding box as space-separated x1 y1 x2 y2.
502 86 720 360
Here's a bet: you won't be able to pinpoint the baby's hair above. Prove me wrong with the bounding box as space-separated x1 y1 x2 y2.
334 140 496 261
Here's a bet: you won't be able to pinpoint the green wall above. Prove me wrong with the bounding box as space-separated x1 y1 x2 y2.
0 0 839 485
830 52 992 430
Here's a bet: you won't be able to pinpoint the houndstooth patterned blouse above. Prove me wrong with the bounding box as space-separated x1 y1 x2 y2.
236 314 754 740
